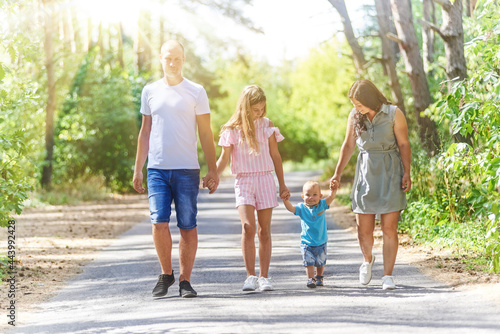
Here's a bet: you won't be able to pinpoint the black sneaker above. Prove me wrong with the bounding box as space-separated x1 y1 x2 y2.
152 271 175 297
179 280 198 298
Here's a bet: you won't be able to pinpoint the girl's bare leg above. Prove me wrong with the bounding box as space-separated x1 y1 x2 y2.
238 205 257 277
256 208 273 277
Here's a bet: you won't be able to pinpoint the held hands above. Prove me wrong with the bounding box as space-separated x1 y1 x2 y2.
202 170 220 194
279 185 290 201
329 175 341 191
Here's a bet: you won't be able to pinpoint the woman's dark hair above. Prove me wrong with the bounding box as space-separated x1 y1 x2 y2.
348 79 390 137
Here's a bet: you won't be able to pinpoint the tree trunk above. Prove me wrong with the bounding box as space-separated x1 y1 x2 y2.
97 21 104 58
159 18 165 47
465 0 471 17
328 0 366 74
87 18 93 51
136 10 152 73
62 4 76 53
41 0 57 189
374 0 405 114
117 23 124 69
434 0 467 90
390 0 440 154
422 0 435 75
470 0 478 17
70 5 82 52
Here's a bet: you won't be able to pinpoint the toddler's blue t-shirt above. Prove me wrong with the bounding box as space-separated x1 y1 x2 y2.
294 199 329 246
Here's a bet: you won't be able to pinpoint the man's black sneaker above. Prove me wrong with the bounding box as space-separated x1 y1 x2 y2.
152 271 175 297
179 280 198 298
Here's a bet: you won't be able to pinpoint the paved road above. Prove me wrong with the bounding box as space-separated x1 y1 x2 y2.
13 171 500 333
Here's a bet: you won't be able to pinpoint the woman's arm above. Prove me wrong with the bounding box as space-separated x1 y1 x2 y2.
330 111 357 188
394 108 412 192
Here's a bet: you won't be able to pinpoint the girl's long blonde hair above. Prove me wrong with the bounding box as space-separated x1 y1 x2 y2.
221 85 267 153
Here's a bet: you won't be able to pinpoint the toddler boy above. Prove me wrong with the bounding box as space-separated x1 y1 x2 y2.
283 180 338 288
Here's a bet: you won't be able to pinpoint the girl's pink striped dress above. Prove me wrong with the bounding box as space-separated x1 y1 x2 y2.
218 117 284 210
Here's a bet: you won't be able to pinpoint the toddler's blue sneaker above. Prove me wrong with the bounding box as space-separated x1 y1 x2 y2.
307 278 316 288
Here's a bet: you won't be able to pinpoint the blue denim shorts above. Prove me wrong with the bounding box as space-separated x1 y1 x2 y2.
300 242 327 267
147 169 200 230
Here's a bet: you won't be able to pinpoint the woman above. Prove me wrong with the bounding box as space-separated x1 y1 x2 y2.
330 79 411 290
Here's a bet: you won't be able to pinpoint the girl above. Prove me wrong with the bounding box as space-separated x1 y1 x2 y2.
215 85 289 291
330 79 411 290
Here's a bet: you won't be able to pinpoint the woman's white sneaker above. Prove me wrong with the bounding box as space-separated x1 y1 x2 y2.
382 275 396 290
242 275 259 291
257 277 274 291
359 255 375 285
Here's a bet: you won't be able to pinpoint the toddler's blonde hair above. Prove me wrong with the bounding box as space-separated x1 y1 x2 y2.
303 181 320 193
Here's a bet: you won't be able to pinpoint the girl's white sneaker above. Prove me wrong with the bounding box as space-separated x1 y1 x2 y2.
242 275 259 291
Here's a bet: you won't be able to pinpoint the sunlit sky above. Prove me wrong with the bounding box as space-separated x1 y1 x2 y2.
73 0 370 65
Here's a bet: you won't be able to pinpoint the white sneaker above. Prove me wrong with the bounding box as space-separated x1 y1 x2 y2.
257 277 274 291
359 255 375 285
242 275 259 291
382 275 396 290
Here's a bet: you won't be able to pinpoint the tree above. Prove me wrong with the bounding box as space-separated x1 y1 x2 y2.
421 0 467 90
136 10 153 74
374 0 405 113
422 0 436 75
328 0 367 74
41 0 57 188
389 0 440 154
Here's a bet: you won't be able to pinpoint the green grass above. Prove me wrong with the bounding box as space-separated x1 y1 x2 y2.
0 256 12 281
26 175 112 207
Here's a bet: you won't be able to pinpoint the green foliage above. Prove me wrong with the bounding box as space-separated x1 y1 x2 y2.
287 40 356 158
0 14 40 225
402 0 500 272
211 54 330 163
0 256 11 280
53 51 139 192
0 124 33 226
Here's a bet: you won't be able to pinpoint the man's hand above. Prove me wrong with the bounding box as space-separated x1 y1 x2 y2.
133 171 145 193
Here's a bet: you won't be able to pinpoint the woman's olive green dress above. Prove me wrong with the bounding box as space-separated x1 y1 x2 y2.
351 104 407 218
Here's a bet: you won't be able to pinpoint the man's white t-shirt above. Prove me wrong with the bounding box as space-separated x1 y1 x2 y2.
140 78 210 170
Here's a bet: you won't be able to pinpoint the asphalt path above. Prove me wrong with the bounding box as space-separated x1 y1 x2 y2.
12 171 500 333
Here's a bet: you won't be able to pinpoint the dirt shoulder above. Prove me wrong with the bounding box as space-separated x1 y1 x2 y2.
0 194 150 321
1 193 499 330
329 202 500 305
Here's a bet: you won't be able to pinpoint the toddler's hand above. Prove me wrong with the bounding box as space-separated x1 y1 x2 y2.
280 188 290 201
330 180 340 190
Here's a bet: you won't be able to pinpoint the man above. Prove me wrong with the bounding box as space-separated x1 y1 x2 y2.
133 40 219 298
